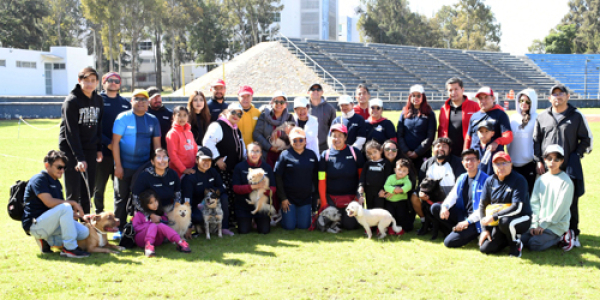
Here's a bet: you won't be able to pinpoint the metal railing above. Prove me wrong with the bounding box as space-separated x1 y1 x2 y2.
276 34 346 95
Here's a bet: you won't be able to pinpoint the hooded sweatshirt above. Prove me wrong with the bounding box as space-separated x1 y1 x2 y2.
309 97 337 152
166 123 198 177
465 104 513 151
294 114 320 159
507 89 538 167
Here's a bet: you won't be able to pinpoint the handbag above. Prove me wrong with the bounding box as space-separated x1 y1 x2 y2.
118 222 137 249
327 194 356 209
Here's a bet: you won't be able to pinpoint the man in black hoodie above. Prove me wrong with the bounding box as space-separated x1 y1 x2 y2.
146 87 172 150
533 84 593 247
58 67 104 214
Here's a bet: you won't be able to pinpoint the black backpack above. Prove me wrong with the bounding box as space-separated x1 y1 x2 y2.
7 180 29 221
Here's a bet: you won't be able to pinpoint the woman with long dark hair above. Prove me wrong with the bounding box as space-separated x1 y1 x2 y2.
187 91 211 146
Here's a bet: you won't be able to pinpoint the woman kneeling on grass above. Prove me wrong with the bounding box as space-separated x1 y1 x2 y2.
132 148 182 214
133 189 191 257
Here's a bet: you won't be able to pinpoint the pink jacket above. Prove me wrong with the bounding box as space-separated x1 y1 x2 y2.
166 123 198 177
132 211 168 233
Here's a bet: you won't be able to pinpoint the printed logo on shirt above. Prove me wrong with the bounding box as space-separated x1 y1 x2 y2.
184 197 191 202
375 125 383 132
566 120 572 124
154 184 162 187
78 107 101 126
309 159 315 162
253 117 258 120
346 156 354 159
50 185 57 189
369 166 383 171
127 125 135 129
163 116 169 120
348 123 357 130
122 105 129 109
196 182 204 186
169 181 175 185
104 103 111 107
184 143 194 151
506 187 512 193
212 109 220 112
287 164 293 167
209 178 214 182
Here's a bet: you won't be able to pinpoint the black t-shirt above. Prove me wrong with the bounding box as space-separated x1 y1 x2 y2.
146 106 173 150
22 171 64 232
359 159 393 191
181 167 226 207
297 119 308 129
448 104 464 157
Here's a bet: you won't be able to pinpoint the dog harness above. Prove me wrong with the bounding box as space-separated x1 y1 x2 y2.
248 174 266 185
94 227 108 247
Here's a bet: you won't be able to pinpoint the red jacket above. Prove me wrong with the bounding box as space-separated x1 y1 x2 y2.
166 123 198 177
438 96 479 140
353 104 370 120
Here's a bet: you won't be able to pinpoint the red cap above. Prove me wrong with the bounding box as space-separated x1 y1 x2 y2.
238 85 254 96
211 79 226 87
330 124 348 135
492 151 511 163
475 87 494 98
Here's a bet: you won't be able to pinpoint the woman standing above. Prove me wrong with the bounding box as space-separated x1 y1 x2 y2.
397 85 437 171
507 89 538 195
365 98 397 144
166 106 198 178
187 91 211 146
253 91 295 167
132 148 181 212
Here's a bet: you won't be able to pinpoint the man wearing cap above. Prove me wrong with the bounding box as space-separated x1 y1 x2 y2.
237 85 261 146
353 84 371 120
478 151 531 258
522 145 574 251
111 89 161 234
329 95 366 150
59 67 104 214
207 79 228 122
464 86 512 153
293 96 320 158
438 77 480 157
146 86 173 150
533 84 592 247
307 83 337 152
94 72 131 214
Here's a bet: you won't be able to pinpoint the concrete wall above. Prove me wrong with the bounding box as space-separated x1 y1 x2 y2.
278 0 302 38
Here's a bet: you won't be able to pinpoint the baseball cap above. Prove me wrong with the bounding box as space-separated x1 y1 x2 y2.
492 151 511 163
289 127 306 141
271 91 287 101
293 96 309 108
147 87 161 99
338 95 353 105
102 72 121 84
475 87 494 98
211 79 226 87
238 85 254 96
308 83 323 91
409 84 425 94
78 67 98 79
550 84 568 94
330 124 348 135
369 98 384 108
228 102 243 111
132 89 149 99
544 144 565 156
477 120 496 131
196 146 213 160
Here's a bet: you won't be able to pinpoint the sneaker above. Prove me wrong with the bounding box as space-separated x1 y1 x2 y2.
35 239 52 254
560 230 574 251
145 243 155 257
387 227 395 236
176 240 191 253
509 240 523 258
60 247 90 258
574 234 581 248
221 229 235 236
112 231 122 241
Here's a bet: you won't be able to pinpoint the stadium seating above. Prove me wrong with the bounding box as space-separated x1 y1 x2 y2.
526 54 600 97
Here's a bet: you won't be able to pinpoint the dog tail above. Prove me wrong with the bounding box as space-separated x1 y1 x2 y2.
391 218 402 233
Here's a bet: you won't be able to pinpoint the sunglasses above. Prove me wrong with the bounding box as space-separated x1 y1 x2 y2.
273 100 286 105
292 138 305 143
134 97 148 102
107 78 121 84
384 148 398 152
552 92 566 97
155 156 169 162
544 157 563 163
411 94 422 99
230 110 243 118
519 99 531 104
309 88 322 92
250 150 261 154
371 106 382 110
56 165 66 170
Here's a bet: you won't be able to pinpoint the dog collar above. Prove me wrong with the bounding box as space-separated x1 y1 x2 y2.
249 174 266 185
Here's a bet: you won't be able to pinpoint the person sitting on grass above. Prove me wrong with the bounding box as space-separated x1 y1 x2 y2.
521 145 575 252
132 189 191 257
22 150 90 258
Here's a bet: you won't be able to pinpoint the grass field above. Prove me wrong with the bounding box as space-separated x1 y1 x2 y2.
0 109 598 299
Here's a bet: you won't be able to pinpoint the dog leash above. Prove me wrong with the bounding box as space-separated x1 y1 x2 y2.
80 170 95 214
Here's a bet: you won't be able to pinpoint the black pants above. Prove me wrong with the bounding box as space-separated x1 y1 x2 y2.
237 213 270 234
512 161 536 196
63 149 97 214
570 178 582 236
93 155 114 214
365 186 385 209
431 204 478 248
220 169 236 229
385 200 414 232
480 215 531 254
114 167 136 232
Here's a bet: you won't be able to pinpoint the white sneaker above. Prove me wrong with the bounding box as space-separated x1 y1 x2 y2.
574 235 581 247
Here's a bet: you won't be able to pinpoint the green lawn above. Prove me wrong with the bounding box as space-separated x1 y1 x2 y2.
0 110 599 299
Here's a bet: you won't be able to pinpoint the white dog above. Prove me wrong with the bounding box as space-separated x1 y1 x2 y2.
346 201 402 239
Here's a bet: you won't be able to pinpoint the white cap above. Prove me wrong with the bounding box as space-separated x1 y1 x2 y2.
369 98 384 108
544 144 565 157
337 95 353 105
293 96 309 108
475 86 495 99
271 91 287 101
409 85 425 94
227 102 243 111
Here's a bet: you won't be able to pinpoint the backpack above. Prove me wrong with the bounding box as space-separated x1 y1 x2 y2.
7 180 29 221
118 222 137 249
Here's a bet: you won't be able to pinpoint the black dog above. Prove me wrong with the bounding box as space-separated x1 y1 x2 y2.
417 177 444 240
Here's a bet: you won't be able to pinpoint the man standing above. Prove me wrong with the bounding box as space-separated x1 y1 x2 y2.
94 72 131 214
533 84 592 247
438 77 479 157
464 87 512 153
59 67 104 215
330 95 366 150
112 89 161 235
353 84 371 120
146 87 172 150
23 150 90 258
307 83 336 152
207 79 228 122
237 85 261 146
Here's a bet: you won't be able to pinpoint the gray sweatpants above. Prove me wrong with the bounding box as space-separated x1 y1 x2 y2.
521 229 561 251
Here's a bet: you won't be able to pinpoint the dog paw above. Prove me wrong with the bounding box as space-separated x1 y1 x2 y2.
115 246 126 251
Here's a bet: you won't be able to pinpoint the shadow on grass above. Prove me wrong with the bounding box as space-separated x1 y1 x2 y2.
36 248 142 265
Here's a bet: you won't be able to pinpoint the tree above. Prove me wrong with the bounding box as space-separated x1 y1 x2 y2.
121 0 157 90
41 0 85 49
544 24 578 54
223 0 283 51
577 0 600 53
451 0 501 51
81 0 121 71
528 39 546 54
432 5 458 48
0 0 49 49
187 0 230 65
147 0 167 88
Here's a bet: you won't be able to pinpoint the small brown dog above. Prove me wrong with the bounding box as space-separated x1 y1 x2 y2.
246 168 276 215
77 212 125 254
167 202 192 240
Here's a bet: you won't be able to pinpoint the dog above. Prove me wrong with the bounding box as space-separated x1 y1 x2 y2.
316 206 342 233
346 201 402 239
418 177 444 240
246 168 276 215
269 123 292 152
167 202 192 240
77 212 126 254
201 189 223 239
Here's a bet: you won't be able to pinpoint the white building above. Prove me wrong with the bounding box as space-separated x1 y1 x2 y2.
0 47 94 96
276 0 338 41
338 16 360 42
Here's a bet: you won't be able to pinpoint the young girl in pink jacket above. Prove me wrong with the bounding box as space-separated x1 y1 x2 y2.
166 106 198 177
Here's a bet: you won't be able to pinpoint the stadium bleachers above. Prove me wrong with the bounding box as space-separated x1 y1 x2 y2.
280 37 560 99
526 54 600 98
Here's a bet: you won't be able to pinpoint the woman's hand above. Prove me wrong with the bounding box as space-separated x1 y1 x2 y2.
407 151 418 159
378 189 386 198
281 200 290 213
216 158 227 171
183 168 196 175
536 162 546 175
251 180 266 190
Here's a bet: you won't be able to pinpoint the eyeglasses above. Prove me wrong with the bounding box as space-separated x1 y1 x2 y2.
56 165 66 170
371 106 382 110
107 78 121 84
230 110 243 118
155 156 169 162
273 100 286 105
552 92 566 97
292 138 305 143
134 97 148 102
493 161 511 167
250 150 261 154
463 157 478 162
309 88 322 92
544 157 563 163
519 99 531 104
411 94 422 99
384 148 398 152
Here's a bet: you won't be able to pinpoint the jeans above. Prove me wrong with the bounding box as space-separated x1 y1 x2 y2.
521 229 561 251
281 203 312 230
29 203 89 250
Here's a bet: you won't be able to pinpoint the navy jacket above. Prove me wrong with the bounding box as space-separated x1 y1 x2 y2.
397 110 437 157
479 171 531 222
99 91 131 157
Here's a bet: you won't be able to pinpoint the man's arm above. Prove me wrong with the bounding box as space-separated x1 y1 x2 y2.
111 134 124 179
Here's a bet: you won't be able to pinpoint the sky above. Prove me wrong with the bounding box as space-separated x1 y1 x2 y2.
339 0 569 55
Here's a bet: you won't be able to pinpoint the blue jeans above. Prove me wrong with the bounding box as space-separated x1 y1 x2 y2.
29 203 90 250
281 203 312 230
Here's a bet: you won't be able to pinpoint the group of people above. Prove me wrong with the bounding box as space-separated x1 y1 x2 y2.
21 67 592 259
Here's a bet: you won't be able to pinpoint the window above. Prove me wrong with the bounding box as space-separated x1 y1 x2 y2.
16 61 37 68
53 63 65 70
302 12 319 23
273 12 281 22
139 42 152 51
0 60 5 67
301 24 319 35
301 0 319 9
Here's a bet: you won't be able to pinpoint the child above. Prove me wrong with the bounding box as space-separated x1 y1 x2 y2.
358 140 393 209
132 189 191 257
166 106 198 178
383 159 413 235
475 120 501 176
